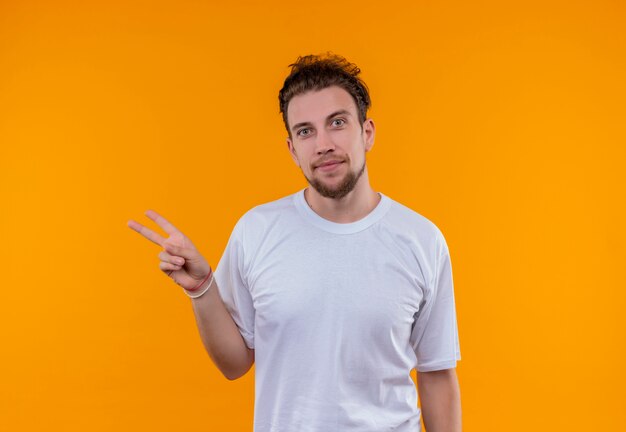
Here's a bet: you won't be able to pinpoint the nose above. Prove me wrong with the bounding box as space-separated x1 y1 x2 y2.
315 128 336 155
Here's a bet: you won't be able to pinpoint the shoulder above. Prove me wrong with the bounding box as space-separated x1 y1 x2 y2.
238 192 296 225
380 196 455 291
382 194 446 247
230 191 300 242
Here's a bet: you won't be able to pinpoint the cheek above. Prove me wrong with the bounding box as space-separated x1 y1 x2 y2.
292 154 310 171
290 145 307 167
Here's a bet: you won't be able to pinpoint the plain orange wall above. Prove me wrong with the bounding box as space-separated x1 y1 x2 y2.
1 0 624 430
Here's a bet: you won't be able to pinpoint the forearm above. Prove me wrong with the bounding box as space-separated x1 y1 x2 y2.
417 368 462 432
190 278 254 380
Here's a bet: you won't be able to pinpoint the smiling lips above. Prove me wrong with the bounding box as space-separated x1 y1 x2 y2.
315 159 344 170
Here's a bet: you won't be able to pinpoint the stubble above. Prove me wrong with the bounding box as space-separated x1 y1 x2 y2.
304 158 367 200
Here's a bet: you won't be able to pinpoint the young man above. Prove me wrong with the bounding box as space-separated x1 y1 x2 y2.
128 53 462 431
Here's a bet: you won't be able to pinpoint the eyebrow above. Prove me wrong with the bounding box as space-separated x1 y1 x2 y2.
291 109 352 133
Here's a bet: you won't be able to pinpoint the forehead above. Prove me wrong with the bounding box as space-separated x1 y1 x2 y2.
287 85 358 127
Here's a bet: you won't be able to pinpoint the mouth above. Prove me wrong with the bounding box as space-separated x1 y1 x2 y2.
316 161 344 172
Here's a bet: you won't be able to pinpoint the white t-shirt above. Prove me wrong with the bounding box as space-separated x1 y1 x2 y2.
215 188 461 432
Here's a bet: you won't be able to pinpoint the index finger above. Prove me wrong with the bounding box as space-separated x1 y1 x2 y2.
127 219 166 247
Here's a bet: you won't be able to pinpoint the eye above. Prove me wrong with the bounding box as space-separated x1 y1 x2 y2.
332 118 346 127
297 128 311 137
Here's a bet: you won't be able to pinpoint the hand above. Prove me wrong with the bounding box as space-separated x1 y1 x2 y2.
127 209 212 291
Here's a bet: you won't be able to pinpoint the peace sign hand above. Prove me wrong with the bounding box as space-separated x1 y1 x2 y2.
127 210 212 292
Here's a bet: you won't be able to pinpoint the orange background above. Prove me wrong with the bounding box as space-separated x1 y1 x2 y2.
1 0 624 430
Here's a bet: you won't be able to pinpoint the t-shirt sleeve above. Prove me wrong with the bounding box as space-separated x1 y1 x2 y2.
213 217 255 349
410 231 461 372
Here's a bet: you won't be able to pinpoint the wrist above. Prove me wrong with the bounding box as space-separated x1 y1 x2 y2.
183 271 214 299
185 268 213 292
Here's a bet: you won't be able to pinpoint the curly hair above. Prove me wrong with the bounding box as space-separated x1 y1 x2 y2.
278 52 371 138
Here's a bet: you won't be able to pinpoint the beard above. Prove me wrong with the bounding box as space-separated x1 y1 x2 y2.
303 158 366 200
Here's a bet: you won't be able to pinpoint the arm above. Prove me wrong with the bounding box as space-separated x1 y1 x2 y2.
190 276 255 380
417 368 462 432
127 210 254 381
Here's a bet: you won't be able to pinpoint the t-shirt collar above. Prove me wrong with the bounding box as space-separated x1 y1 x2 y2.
293 187 392 234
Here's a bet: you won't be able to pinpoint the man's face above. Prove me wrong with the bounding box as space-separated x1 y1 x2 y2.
286 85 375 199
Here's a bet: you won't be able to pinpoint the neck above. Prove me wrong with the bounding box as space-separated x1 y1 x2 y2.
304 171 380 223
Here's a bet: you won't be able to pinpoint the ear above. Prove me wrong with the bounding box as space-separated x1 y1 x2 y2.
362 118 376 152
286 137 301 167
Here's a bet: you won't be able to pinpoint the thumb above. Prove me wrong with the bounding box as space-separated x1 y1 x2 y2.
163 242 198 260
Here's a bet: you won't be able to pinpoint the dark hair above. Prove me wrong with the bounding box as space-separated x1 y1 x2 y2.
278 52 371 138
